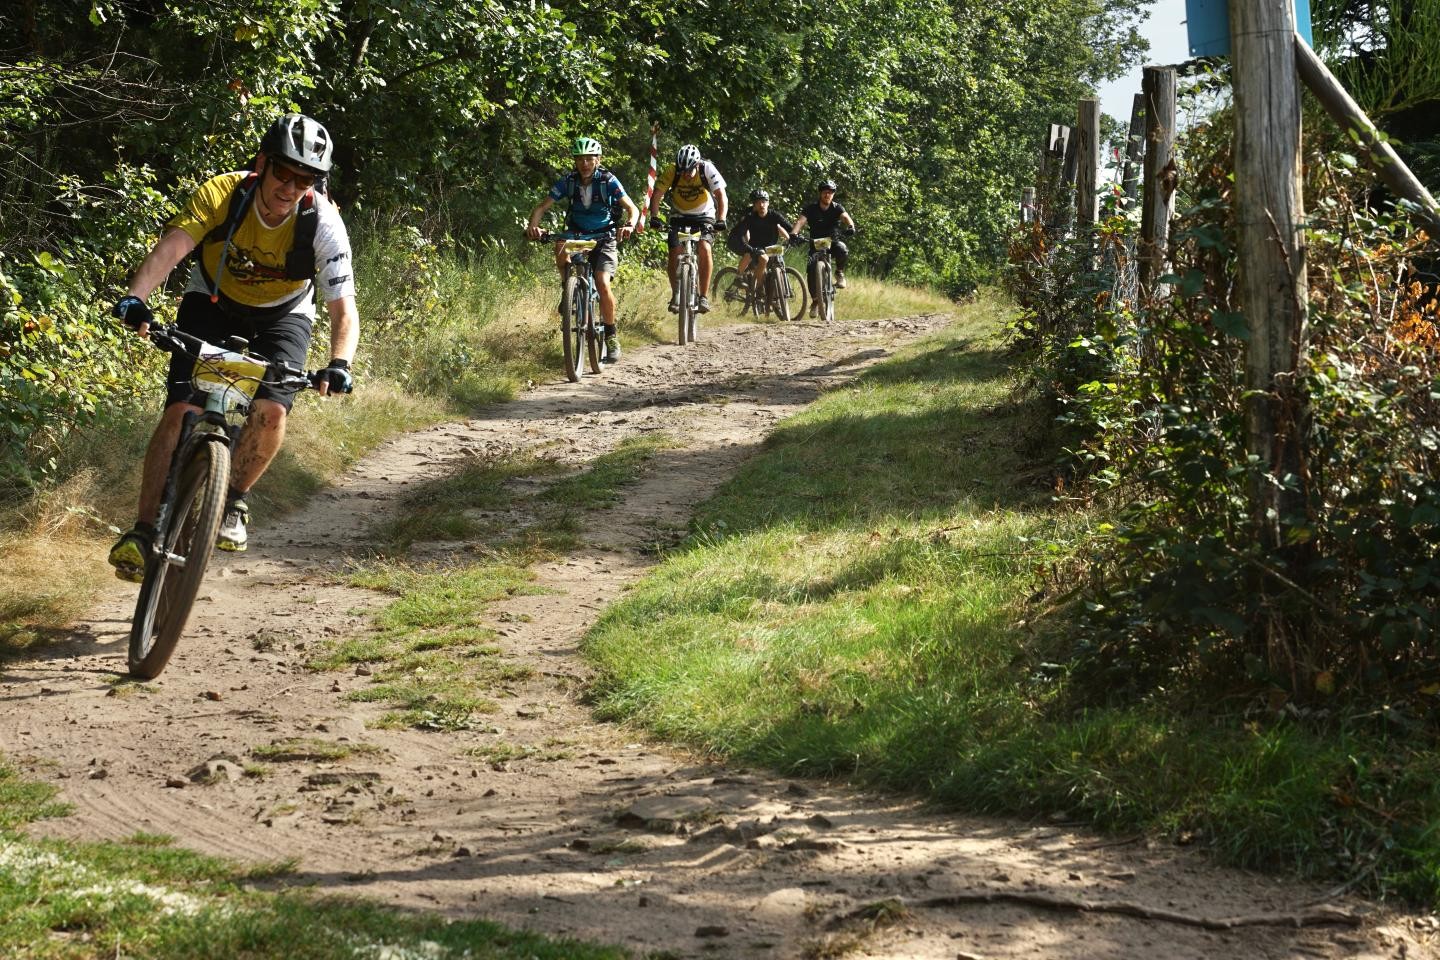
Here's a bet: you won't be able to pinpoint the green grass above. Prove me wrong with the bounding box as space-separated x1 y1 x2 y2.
309 432 682 732
581 289 1440 905
0 757 628 958
249 738 383 763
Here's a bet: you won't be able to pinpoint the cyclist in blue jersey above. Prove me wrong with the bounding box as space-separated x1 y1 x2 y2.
527 137 639 363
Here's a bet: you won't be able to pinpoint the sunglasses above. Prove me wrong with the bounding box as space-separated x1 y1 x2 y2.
269 163 316 189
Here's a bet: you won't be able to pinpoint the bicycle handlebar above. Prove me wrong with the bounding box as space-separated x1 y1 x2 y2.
146 323 324 392
531 227 618 244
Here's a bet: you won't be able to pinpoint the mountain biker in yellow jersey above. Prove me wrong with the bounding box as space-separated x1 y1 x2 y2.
107 114 359 581
526 136 639 363
789 178 856 316
647 144 728 314
725 189 794 291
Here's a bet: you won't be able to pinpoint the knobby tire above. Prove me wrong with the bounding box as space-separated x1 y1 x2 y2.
584 288 602 374
782 266 809 321
712 267 748 318
816 261 835 323
128 440 229 679
677 263 695 346
561 273 584 382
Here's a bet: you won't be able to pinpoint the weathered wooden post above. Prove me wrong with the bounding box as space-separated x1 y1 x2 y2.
1042 124 1072 232
1076 98 1101 230
1138 66 1176 297
1121 93 1146 205
1231 0 1310 669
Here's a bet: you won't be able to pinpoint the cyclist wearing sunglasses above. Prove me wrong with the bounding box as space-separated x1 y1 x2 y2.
107 113 359 580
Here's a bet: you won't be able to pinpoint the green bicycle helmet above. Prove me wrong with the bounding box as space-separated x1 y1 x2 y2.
571 137 602 156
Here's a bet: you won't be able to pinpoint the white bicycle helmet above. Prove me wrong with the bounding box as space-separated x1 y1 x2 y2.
676 144 702 170
262 114 334 174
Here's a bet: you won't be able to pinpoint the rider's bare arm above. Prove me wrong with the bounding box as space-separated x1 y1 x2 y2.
325 294 360 372
127 227 199 301
526 197 556 239
618 194 640 239
713 188 728 224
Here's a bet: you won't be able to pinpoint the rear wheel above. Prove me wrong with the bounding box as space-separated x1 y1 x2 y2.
677 263 695 345
129 440 229 679
561 274 584 382
816 261 834 322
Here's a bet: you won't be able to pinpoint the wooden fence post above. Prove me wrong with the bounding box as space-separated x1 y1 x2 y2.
1042 124 1072 232
1076 98 1101 230
1020 187 1037 223
1121 93 1146 205
1232 0 1310 671
1138 66 1177 297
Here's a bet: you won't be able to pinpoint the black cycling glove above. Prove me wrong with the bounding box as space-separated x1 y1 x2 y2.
314 359 354 394
112 295 153 330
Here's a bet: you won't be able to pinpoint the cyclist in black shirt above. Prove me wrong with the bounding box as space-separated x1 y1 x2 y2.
790 178 856 314
725 189 795 292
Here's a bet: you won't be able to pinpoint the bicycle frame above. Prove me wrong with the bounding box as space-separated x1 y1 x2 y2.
809 236 838 322
675 229 703 345
128 326 312 678
543 230 608 380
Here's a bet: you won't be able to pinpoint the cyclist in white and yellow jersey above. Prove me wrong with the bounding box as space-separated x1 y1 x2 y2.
647 144 727 314
107 114 359 579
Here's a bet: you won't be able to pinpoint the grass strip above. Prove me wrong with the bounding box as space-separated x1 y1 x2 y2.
0 757 627 958
581 289 1440 903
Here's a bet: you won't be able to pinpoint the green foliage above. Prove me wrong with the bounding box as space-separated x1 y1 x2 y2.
0 0 1151 500
1007 95 1440 707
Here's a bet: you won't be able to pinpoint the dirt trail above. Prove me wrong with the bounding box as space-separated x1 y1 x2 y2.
1 313 1430 959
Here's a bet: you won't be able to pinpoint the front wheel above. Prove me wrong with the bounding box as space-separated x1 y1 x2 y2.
712 267 749 318
129 440 229 679
815 261 834 322
561 274 585 382
677 263 695 346
584 288 602 374
780 266 808 321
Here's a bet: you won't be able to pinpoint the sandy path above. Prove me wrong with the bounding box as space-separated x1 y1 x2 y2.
1 313 1429 959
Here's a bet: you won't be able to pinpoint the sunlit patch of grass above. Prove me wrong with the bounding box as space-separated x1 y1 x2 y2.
250 738 383 763
466 740 574 766
539 433 680 512
367 450 566 552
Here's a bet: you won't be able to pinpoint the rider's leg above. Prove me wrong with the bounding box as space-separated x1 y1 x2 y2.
698 239 714 295
666 244 681 308
229 399 288 495
834 241 850 286
595 270 618 330
751 252 768 289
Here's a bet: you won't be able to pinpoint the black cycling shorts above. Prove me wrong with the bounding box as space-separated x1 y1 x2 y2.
667 214 717 248
165 292 313 411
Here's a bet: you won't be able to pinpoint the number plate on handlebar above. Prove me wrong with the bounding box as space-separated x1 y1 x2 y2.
675 230 703 242
813 238 833 250
562 240 599 253
192 350 267 403
763 243 787 256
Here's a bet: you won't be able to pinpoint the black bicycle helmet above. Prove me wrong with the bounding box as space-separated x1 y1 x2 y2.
818 178 837 192
261 114 333 174
749 188 769 202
